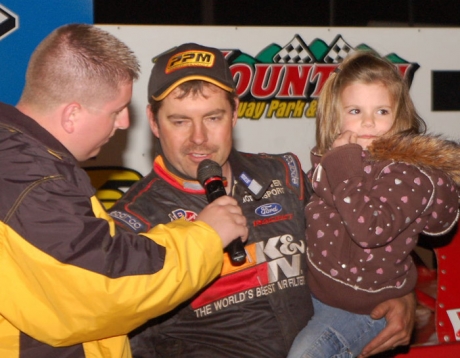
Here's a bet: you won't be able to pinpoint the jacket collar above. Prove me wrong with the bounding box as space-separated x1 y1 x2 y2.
0 102 75 162
227 149 271 200
153 148 271 199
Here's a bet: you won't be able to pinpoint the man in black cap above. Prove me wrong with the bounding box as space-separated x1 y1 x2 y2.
109 43 415 358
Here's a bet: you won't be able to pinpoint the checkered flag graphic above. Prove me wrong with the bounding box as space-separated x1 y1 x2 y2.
323 36 354 64
273 35 315 64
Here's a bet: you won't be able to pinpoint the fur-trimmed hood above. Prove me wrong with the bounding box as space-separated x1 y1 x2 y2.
368 133 460 187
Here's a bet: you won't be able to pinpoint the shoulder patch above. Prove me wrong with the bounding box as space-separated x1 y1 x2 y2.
281 153 301 188
110 210 147 233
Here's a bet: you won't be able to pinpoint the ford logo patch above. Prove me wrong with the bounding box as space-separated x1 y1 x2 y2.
255 203 282 217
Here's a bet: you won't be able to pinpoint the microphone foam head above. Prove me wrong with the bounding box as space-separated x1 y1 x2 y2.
197 159 222 186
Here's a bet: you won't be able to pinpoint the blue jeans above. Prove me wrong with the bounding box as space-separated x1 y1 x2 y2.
287 296 386 358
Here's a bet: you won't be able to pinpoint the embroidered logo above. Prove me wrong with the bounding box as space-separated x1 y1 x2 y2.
166 50 215 73
110 211 146 232
169 208 198 222
255 203 283 217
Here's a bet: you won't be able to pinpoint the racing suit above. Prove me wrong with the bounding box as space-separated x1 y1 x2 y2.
0 102 224 357
109 149 313 357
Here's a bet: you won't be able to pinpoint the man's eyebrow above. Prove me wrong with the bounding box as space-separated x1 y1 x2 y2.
167 113 192 120
167 108 227 119
114 101 131 112
201 108 226 117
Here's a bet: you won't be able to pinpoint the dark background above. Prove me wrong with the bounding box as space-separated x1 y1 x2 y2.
94 0 460 111
94 0 460 27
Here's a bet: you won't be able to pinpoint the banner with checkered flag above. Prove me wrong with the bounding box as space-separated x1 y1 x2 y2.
273 35 316 63
323 35 355 63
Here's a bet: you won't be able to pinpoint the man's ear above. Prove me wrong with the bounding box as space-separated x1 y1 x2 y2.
61 103 81 134
146 105 160 138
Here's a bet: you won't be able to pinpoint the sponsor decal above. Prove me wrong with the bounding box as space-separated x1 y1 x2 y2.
192 234 306 317
219 34 418 119
283 154 300 187
255 203 283 217
166 50 214 73
169 208 198 222
239 171 263 195
446 308 460 341
110 211 146 232
261 184 285 199
242 179 285 203
242 194 254 203
0 5 18 41
254 213 294 227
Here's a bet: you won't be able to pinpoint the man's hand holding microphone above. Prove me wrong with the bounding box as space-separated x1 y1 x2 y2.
196 159 248 265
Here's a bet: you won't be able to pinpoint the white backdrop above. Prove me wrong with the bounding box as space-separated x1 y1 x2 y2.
84 26 460 175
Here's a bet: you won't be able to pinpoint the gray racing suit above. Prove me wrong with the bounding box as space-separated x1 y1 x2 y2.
109 149 313 357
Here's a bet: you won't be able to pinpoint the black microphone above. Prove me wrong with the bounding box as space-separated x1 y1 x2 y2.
197 159 246 265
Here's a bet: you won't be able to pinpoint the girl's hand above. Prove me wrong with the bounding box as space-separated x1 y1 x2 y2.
332 130 358 148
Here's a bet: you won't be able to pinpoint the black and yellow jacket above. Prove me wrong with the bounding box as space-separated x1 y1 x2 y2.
0 102 224 358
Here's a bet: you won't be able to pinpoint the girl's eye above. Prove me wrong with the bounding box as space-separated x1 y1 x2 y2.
378 109 390 115
349 109 359 115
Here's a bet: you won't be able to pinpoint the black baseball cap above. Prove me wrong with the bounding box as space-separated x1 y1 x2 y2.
148 43 236 101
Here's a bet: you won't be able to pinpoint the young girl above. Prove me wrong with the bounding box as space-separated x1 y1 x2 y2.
288 51 460 358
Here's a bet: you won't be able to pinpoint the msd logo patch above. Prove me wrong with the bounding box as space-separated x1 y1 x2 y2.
167 50 215 73
255 203 283 217
169 208 198 222
0 5 18 40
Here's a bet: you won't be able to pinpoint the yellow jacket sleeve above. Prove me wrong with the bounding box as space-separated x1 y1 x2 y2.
0 197 223 347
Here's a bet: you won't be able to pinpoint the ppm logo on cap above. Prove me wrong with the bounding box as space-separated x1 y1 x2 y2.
166 50 215 73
